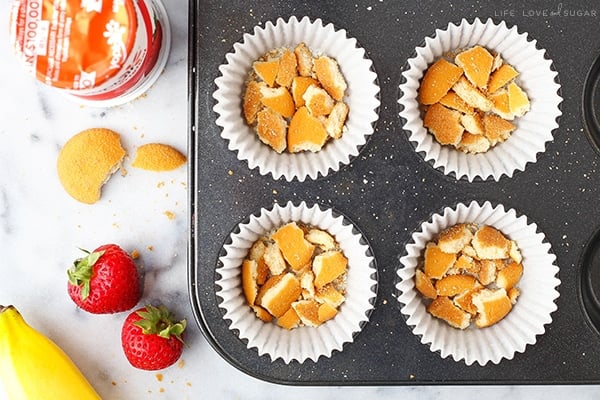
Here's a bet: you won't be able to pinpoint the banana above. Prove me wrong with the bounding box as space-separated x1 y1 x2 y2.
0 305 101 400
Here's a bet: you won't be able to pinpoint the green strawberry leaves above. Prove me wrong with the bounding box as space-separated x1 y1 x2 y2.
67 249 105 300
133 305 186 343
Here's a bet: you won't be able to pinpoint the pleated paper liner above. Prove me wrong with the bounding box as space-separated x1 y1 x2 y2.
398 18 562 181
396 200 560 366
216 201 378 363
213 16 380 182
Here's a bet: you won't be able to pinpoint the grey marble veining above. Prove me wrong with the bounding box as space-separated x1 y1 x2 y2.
0 1 599 399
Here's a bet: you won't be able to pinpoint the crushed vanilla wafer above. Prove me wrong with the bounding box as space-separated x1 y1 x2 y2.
243 42 349 154
419 45 530 154
415 223 523 329
242 221 347 329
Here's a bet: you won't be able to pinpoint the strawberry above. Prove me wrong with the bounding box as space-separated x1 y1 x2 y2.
121 305 186 370
67 244 141 314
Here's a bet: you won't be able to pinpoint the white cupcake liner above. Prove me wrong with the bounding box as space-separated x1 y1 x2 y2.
216 201 377 363
396 200 560 366
398 18 563 181
213 16 380 182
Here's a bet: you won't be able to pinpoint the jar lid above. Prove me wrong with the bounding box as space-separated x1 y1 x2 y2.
9 0 137 90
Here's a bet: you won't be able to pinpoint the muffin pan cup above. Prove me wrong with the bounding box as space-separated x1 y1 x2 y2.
189 0 600 385
215 201 377 364
212 16 380 182
396 200 560 366
398 18 562 182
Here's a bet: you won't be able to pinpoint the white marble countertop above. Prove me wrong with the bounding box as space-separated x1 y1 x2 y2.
1 1 599 399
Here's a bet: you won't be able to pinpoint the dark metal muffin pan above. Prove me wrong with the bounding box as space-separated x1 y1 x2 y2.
188 0 600 385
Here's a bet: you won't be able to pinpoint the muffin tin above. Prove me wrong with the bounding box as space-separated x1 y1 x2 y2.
188 0 600 384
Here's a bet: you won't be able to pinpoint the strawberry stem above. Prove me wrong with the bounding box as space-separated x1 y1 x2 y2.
67 249 105 300
133 305 186 344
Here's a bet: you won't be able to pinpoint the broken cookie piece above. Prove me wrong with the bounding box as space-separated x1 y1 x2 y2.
241 221 348 329
418 45 530 154
243 42 350 154
415 223 523 329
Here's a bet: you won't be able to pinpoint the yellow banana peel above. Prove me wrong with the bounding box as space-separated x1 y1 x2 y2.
0 305 101 400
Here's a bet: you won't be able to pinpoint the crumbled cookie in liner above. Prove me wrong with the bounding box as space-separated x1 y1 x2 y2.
242 222 347 329
419 45 530 154
243 42 349 154
415 223 523 329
